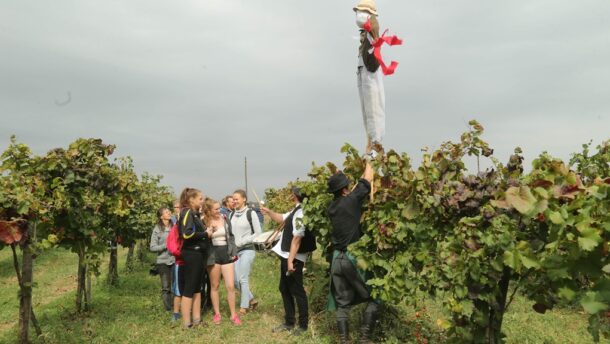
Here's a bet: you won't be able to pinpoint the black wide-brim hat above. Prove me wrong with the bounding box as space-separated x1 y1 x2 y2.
328 172 350 193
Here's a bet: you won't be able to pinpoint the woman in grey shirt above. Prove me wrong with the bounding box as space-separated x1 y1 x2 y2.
230 189 262 315
150 207 176 312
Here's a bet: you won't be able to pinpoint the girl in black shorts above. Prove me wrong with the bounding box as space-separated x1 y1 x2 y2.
203 199 240 325
178 188 209 328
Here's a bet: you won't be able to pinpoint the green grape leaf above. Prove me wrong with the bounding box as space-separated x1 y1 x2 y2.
558 287 576 301
505 186 537 215
580 292 608 314
503 250 521 271
578 227 603 251
548 211 564 225
520 254 541 269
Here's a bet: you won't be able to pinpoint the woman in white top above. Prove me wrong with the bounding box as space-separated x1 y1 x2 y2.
230 189 262 315
203 199 240 325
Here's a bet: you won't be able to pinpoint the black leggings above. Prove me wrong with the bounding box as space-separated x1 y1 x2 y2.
181 248 205 298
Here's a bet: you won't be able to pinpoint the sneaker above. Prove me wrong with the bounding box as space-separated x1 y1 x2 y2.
213 313 221 325
231 315 242 326
292 327 307 336
172 313 182 321
249 298 259 310
272 323 294 333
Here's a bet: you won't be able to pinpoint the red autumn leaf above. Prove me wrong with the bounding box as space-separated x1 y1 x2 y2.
0 220 26 245
558 185 582 200
530 179 553 188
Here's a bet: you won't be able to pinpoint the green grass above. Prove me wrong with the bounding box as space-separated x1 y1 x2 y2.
0 248 606 343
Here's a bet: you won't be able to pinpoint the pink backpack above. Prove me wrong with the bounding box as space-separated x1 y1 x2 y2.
166 222 183 261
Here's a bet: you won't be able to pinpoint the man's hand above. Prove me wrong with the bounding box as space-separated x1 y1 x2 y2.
260 206 270 215
287 260 296 274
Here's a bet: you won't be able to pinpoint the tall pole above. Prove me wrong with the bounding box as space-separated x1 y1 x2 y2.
244 156 248 200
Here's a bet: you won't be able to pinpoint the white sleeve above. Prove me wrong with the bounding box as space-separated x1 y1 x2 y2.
292 209 305 237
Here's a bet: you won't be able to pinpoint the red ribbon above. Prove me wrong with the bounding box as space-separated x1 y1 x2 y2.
364 20 403 76
363 20 372 33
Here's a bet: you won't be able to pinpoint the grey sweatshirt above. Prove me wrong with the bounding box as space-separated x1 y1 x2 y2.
230 207 262 249
149 224 175 265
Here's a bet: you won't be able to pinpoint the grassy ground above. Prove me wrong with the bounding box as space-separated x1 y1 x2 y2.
0 247 606 343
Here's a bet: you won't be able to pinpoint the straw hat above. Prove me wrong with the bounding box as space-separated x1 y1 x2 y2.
353 0 378 16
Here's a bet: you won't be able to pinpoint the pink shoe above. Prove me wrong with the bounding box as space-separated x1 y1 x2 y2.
231 315 241 326
213 313 221 325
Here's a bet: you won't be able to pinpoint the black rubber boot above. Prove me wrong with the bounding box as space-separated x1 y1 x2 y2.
358 308 377 343
337 320 349 344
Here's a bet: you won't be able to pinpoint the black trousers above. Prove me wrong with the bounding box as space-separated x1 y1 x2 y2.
157 263 173 311
279 258 308 329
331 252 379 321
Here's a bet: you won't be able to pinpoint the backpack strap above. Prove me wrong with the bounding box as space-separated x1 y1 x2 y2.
228 209 255 235
246 209 254 235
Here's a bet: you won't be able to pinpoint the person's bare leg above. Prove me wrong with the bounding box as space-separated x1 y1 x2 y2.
192 292 201 323
173 296 181 313
221 263 237 318
208 265 221 316
181 296 192 327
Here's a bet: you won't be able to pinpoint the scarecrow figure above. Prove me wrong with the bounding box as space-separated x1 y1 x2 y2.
354 0 401 151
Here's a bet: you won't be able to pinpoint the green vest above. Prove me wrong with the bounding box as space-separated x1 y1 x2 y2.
326 249 369 311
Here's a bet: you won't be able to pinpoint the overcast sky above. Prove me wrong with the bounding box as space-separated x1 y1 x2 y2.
1 0 609 200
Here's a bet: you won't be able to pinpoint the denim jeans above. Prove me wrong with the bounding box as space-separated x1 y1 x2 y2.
234 249 255 309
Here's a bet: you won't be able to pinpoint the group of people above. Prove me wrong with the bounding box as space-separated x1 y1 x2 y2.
149 155 379 343
150 189 262 328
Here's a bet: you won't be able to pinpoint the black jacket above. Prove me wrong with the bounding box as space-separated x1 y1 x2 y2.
327 179 371 251
179 208 208 249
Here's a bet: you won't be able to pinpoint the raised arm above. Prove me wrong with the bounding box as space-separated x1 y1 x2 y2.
363 159 373 183
261 206 284 224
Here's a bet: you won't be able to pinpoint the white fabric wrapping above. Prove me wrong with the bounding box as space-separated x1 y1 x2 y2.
357 66 385 144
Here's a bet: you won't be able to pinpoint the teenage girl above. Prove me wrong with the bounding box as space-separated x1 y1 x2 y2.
178 188 208 328
203 199 240 325
231 189 262 315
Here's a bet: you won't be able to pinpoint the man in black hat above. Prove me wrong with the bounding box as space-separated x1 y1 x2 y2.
262 187 316 336
326 158 379 344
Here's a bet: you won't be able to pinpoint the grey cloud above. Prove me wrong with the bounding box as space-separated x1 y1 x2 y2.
1 0 609 200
